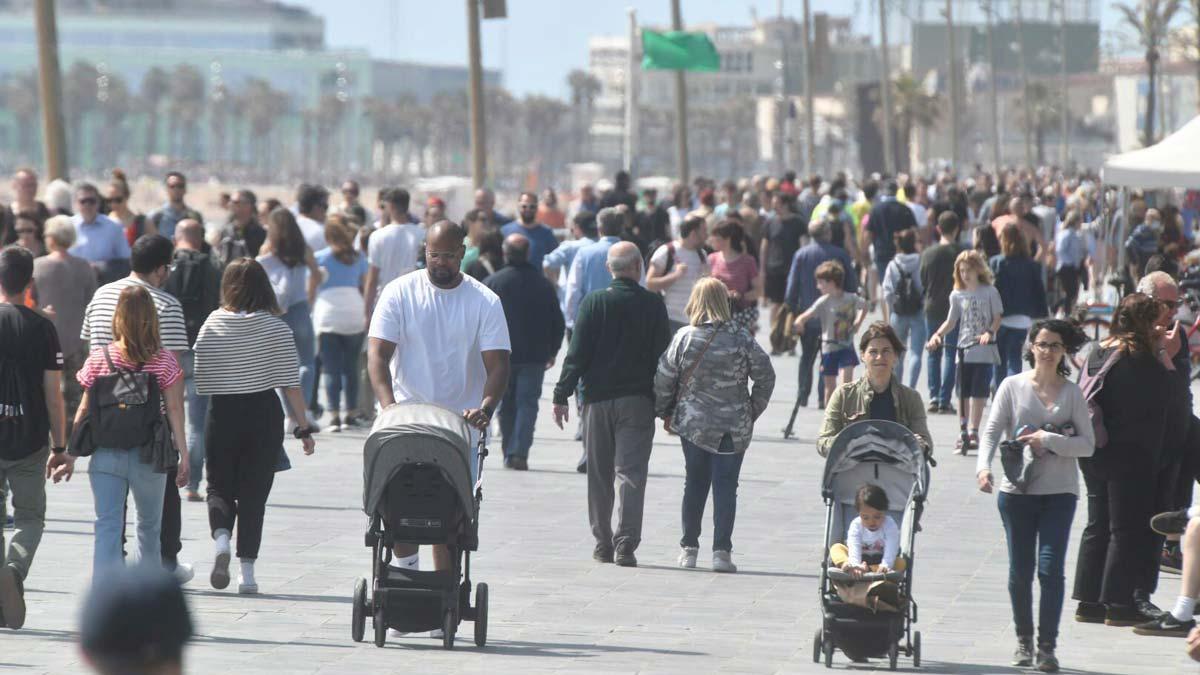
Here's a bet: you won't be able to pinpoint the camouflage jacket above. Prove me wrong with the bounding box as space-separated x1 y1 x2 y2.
653 322 775 453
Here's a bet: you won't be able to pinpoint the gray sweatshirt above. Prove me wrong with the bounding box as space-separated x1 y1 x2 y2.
977 373 1095 495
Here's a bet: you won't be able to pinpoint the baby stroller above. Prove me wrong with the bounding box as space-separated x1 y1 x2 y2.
814 420 930 670
351 403 489 650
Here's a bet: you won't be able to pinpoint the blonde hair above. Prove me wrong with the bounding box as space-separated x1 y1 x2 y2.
953 249 993 290
111 285 162 365
43 215 76 249
685 277 732 326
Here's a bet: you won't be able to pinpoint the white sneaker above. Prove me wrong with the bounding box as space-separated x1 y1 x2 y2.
238 580 259 595
173 563 195 585
712 550 738 573
678 547 698 568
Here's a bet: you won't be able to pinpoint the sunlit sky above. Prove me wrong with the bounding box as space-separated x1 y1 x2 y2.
293 0 1133 99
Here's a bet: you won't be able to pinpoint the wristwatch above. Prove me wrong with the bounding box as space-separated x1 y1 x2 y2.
292 426 314 440
51 446 66 454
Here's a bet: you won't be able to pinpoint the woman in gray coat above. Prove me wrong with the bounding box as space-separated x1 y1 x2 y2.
654 277 775 573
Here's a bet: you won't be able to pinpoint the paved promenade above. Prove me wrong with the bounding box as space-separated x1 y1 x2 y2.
3 328 1196 674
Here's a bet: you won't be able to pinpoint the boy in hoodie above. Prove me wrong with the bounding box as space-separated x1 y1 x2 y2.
882 229 925 388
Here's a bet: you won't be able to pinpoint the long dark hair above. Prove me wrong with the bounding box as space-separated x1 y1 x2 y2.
1108 293 1161 356
221 258 282 315
267 208 306 268
711 220 747 254
1023 318 1087 376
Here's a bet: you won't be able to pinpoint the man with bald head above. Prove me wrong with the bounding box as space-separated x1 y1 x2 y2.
552 240 669 567
483 233 565 470
474 188 511 227
368 221 511 586
164 219 224 501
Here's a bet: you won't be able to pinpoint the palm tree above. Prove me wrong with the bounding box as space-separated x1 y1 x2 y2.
207 82 231 171
887 73 941 172
167 64 205 160
1115 0 1183 146
566 69 601 161
429 90 469 175
140 66 169 157
241 78 290 176
63 61 100 168
521 95 569 182
0 70 39 163
1018 82 1063 164
315 93 347 179
98 72 132 167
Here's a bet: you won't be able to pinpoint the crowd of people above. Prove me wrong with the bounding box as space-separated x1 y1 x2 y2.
0 162 1199 673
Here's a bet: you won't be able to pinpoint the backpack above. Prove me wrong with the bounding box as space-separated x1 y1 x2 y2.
646 240 675 276
893 266 923 316
1078 347 1122 449
165 252 220 347
87 346 162 451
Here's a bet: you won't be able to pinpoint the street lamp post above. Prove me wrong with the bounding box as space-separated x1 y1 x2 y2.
878 0 894 175
466 0 487 189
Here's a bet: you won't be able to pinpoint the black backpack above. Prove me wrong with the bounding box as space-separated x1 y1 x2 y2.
165 252 220 346
88 346 162 451
893 266 923 315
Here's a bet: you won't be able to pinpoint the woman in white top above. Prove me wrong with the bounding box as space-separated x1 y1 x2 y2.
194 259 316 595
976 318 1093 672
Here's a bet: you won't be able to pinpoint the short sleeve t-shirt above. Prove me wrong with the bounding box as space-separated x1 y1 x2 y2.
810 292 866 353
367 223 426 290
368 270 511 414
80 277 189 352
500 222 559 269
256 253 309 310
947 285 1004 363
649 243 707 324
764 215 806 274
0 304 63 458
708 252 759 309
77 346 182 392
315 248 368 291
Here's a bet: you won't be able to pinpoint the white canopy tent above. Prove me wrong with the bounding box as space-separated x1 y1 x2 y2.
1102 115 1200 189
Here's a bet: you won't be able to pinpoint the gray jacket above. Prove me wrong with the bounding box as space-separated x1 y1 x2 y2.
653 322 775 453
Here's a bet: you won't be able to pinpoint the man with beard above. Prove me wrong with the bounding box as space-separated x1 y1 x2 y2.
501 192 559 270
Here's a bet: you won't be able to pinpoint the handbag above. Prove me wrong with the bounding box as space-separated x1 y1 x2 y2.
666 326 719 434
67 415 96 458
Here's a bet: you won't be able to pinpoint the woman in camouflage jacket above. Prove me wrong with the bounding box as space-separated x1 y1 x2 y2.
654 278 775 573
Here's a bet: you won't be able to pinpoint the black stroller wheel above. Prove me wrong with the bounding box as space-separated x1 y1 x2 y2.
474 583 489 648
812 629 821 663
823 636 834 668
442 610 456 650
373 604 387 648
351 578 367 643
913 631 922 668
888 639 899 670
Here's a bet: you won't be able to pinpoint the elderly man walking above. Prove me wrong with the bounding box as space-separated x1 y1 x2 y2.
552 242 670 567
484 234 565 470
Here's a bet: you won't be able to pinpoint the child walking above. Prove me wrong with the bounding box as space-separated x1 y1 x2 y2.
926 250 1003 454
829 484 905 577
792 260 868 407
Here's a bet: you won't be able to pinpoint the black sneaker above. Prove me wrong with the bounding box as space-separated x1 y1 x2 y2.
1133 612 1195 636
1036 647 1060 672
1105 604 1159 627
1161 545 1183 574
592 544 613 563
938 403 957 415
1074 601 1106 623
510 456 528 471
0 564 25 630
614 544 637 567
927 401 939 413
503 457 515 469
1134 594 1165 620
1151 510 1190 536
1012 637 1034 667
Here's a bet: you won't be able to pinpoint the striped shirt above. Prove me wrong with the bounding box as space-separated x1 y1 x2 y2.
77 346 183 392
80 277 190 352
193 310 301 396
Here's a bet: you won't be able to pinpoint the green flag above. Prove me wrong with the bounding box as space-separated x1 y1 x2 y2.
641 30 720 72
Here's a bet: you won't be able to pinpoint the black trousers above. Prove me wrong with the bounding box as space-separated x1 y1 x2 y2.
797 322 823 406
205 390 283 560
1073 462 1171 606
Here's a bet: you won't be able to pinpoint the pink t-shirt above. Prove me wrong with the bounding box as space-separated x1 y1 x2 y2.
77 346 183 392
708 251 759 309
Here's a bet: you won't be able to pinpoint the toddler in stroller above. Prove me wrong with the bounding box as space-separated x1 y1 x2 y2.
815 419 929 670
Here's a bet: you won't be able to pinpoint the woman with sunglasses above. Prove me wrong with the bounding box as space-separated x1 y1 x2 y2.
977 318 1093 672
107 169 149 247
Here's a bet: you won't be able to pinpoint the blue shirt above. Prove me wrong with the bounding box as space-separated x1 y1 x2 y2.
69 213 131 263
784 241 857 313
1055 229 1087 270
151 203 193 240
315 248 368 291
542 236 595 311
566 236 622 322
501 222 559 269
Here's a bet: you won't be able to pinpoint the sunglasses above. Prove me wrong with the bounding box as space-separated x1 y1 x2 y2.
78 197 98 205
167 183 185 190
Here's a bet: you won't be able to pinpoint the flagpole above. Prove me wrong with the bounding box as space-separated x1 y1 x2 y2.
670 0 689 185
624 7 637 174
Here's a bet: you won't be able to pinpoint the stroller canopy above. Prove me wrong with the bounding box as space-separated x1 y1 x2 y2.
821 420 929 510
362 403 475 520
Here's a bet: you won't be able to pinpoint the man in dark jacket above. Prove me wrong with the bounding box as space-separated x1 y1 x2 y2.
484 234 565 470
217 189 266 263
861 179 918 283
163 220 223 501
551 241 670 568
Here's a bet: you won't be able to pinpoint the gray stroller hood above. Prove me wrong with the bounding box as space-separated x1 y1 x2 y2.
821 419 929 506
362 403 475 522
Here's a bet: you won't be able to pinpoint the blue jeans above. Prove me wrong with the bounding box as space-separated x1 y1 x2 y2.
889 312 927 389
281 302 316 408
318 332 365 413
499 363 544 459
680 435 745 552
89 447 167 573
997 491 1077 648
994 326 1028 392
925 315 958 407
179 351 209 491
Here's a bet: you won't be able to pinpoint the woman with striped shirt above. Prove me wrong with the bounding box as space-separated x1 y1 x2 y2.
194 259 316 594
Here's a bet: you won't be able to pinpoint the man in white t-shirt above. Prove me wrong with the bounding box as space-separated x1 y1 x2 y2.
295 183 329 252
363 187 425 318
367 220 511 579
646 215 708 332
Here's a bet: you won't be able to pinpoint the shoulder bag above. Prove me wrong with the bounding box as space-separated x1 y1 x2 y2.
666 325 719 434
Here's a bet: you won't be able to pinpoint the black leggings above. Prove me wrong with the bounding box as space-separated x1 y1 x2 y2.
205 390 283 560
